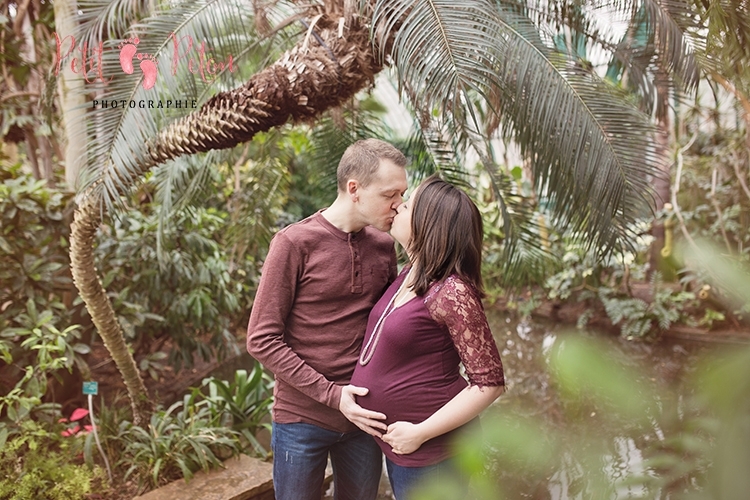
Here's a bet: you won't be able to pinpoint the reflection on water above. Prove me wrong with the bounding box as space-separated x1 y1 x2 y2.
486 309 715 500
489 312 712 406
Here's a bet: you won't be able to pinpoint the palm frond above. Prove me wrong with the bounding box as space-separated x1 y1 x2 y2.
370 0 511 114
223 135 292 262
370 0 660 255
76 0 155 44
152 155 211 215
700 0 750 91
465 125 555 287
505 0 702 115
306 97 397 195
75 0 300 211
639 0 702 88
396 123 470 188
392 84 553 285
492 195 555 289
151 149 238 262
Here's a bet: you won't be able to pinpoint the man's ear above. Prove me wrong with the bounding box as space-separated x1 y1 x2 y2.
347 179 359 202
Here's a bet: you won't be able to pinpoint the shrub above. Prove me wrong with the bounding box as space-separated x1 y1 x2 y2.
0 165 87 397
95 207 242 370
118 393 241 490
0 420 105 500
201 363 274 456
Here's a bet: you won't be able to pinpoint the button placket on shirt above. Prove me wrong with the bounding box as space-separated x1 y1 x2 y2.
348 233 363 293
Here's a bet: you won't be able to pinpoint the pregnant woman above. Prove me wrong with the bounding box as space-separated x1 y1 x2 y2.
349 175 505 499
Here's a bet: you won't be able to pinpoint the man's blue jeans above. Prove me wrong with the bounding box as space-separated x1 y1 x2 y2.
271 421 382 500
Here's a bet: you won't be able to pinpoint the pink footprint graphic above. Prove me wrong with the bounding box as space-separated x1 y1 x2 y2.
118 37 158 90
118 37 140 74
138 53 158 90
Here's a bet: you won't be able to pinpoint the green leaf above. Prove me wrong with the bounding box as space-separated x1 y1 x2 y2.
0 236 12 254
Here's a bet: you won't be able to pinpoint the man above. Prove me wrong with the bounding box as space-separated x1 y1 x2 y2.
246 139 408 500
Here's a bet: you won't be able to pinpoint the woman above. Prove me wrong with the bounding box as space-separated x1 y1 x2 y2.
349 175 505 499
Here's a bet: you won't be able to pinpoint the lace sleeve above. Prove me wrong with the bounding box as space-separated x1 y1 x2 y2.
425 276 505 387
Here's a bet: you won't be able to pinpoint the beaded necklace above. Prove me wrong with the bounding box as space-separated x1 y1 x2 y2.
359 267 415 366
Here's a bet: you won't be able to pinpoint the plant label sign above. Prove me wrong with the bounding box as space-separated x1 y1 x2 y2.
82 381 99 395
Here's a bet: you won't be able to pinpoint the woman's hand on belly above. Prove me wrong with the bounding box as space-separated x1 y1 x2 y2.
382 421 428 455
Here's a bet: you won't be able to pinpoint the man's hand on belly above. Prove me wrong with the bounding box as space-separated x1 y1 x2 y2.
339 385 388 437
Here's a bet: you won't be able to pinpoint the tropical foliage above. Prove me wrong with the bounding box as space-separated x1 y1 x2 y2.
0 162 276 495
1 0 749 496
200 362 275 457
0 420 106 500
0 164 83 437
117 395 242 491
95 205 243 370
0 0 60 183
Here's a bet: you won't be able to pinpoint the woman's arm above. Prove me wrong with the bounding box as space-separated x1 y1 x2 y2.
382 384 504 454
383 276 505 454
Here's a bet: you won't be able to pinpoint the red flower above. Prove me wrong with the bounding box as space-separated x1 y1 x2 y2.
61 425 81 437
60 408 91 437
70 408 90 421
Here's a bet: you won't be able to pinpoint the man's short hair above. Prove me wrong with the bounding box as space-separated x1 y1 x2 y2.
337 139 407 192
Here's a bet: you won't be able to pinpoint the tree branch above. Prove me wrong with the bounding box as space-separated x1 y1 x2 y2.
670 133 699 251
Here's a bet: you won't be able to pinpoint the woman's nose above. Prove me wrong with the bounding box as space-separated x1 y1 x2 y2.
395 202 406 212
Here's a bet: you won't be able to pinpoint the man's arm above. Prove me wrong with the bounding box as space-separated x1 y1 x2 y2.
246 232 343 409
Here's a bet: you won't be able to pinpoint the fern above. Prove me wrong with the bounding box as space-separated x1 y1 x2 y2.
598 273 696 339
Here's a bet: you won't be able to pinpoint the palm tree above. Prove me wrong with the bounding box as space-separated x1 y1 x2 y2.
66 0 719 423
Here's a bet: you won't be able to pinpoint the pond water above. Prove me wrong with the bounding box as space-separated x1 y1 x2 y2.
483 309 721 500
487 310 713 414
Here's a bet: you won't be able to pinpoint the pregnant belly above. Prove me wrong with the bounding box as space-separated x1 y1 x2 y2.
350 370 465 425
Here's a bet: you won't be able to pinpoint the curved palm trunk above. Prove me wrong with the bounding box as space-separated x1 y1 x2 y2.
70 194 153 424
144 11 382 167
70 7 386 424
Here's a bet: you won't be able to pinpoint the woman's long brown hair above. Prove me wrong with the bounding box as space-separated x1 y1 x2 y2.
407 175 485 297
